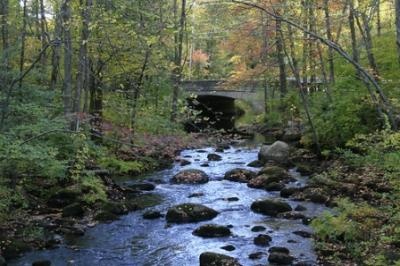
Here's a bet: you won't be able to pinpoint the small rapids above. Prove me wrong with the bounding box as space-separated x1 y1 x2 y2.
10 146 328 266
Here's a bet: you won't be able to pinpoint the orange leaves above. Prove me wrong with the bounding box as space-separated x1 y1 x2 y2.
192 49 209 65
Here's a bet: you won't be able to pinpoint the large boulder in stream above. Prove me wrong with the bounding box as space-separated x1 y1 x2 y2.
251 199 292 216
171 169 209 184
224 168 256 183
193 224 231 238
166 203 218 223
268 247 295 265
258 141 290 164
248 166 294 191
200 252 242 266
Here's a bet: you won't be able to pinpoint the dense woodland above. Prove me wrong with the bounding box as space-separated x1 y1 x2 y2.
0 0 400 265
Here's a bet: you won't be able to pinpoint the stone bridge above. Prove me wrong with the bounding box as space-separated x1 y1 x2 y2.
182 80 259 99
182 80 261 132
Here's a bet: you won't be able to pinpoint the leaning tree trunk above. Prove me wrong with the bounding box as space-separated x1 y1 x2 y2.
284 24 321 155
231 0 398 130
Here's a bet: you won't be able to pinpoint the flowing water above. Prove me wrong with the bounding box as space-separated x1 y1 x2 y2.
10 146 328 266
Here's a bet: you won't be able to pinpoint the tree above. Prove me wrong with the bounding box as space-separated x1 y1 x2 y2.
396 0 400 63
171 0 186 122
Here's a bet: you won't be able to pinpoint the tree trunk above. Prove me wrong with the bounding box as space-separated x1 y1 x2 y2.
396 0 400 63
72 0 93 131
275 17 287 98
301 0 309 91
355 11 379 78
61 0 73 116
376 0 381 36
50 13 62 91
348 0 360 77
323 0 335 83
19 0 28 88
0 0 9 67
284 24 321 155
39 0 48 67
171 0 186 122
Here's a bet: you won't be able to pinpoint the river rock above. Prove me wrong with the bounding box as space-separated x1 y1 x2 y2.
294 260 318 266
268 250 294 265
277 211 306 220
251 226 266 232
224 168 256 183
199 252 242 266
166 203 218 223
295 205 307 211
280 187 302 198
221 245 236 251
303 188 328 203
171 169 209 184
258 141 290 164
48 189 81 208
258 166 292 181
208 153 222 161
62 203 84 218
95 211 118 222
127 182 156 191
248 252 264 260
251 199 292 216
282 126 302 142
32 260 51 266
188 192 204 198
269 247 290 254
253 234 272 246
193 224 231 238
180 159 191 166
293 230 313 238
143 210 163 219
101 201 128 215
247 160 264 167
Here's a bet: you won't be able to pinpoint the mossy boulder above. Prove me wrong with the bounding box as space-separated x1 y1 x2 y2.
171 169 209 184
193 224 231 238
224 168 256 183
47 188 81 208
95 211 119 222
62 203 84 218
101 201 128 215
247 160 264 167
199 252 242 266
257 166 291 181
166 203 218 223
2 239 32 259
251 199 292 216
258 141 290 164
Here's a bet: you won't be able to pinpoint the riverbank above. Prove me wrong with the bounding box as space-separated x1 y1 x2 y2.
0 131 238 263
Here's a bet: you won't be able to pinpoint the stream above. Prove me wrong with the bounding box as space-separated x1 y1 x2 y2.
10 146 327 266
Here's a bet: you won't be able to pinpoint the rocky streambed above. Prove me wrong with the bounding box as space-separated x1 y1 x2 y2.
10 143 328 266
